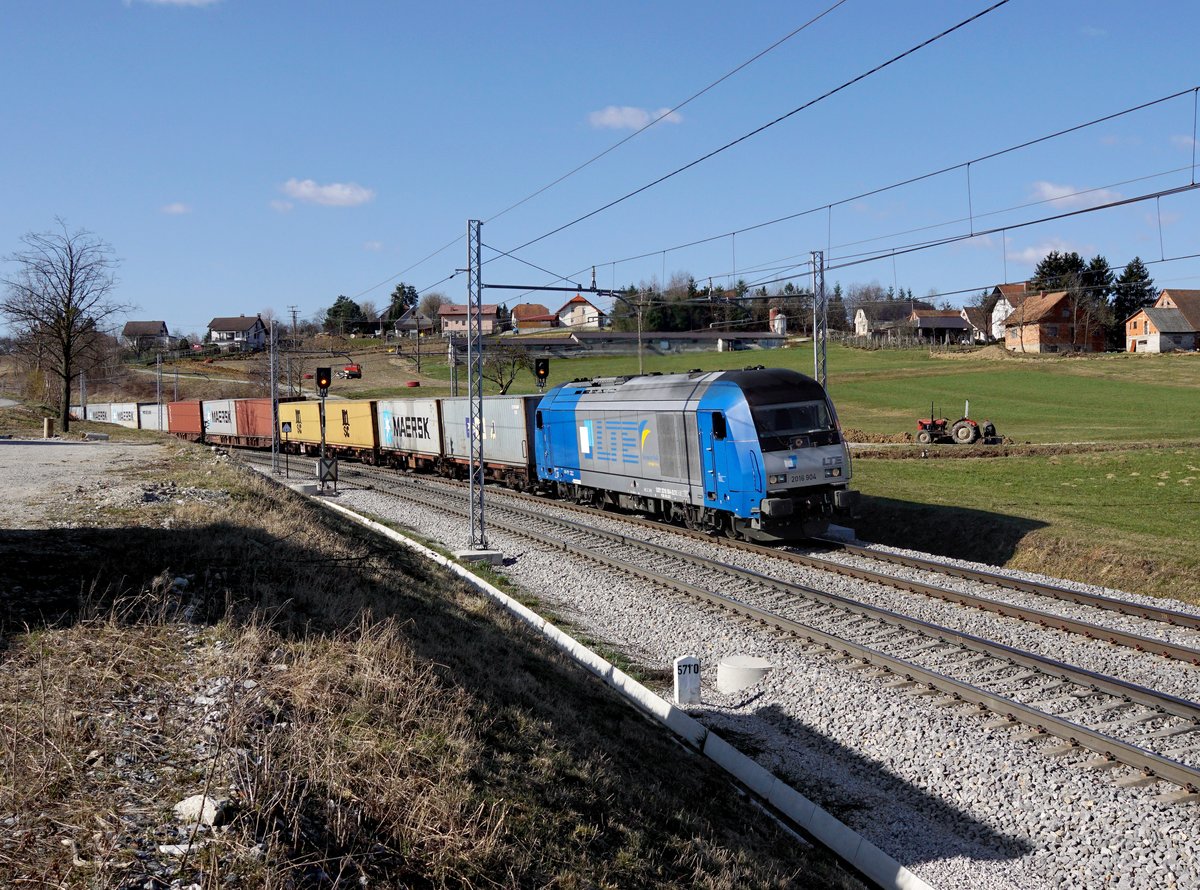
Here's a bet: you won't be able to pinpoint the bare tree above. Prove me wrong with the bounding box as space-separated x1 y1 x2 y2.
418 291 448 322
1 220 126 431
482 342 533 394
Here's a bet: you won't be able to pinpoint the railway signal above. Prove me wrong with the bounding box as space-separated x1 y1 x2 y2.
315 366 332 396
534 358 550 388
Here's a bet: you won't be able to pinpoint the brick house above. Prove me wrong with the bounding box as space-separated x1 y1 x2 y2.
511 303 556 332
438 303 500 335
1124 289 1200 352
1002 290 1105 353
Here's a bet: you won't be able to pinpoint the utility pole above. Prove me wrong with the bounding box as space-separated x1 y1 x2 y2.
811 250 827 389
80 371 87 411
466 220 487 551
269 324 279 472
155 353 162 412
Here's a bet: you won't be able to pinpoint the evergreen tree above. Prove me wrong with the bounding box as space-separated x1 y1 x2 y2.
1029 250 1086 292
1110 257 1156 347
382 282 418 326
324 295 364 333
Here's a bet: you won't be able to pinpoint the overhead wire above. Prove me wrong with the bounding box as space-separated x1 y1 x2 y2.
357 1 851 303
495 0 1013 259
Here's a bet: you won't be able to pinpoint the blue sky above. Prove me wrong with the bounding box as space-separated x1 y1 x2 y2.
3 0 1200 337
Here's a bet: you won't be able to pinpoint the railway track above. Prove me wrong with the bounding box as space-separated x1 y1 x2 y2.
237 452 1200 799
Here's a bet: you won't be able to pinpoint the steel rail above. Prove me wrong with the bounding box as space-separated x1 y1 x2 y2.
237 453 1200 791
351 470 1200 792
816 539 1200 632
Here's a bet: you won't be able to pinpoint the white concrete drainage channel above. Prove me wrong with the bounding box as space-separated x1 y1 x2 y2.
271 476 931 890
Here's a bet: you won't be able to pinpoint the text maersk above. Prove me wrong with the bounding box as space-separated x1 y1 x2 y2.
391 416 432 440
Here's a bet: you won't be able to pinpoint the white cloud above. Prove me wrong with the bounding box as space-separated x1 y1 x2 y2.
1171 134 1197 151
161 202 191 215
280 178 375 207
587 106 683 130
363 240 383 252
270 199 294 213
1010 237 1086 266
1030 180 1123 210
1081 25 1106 38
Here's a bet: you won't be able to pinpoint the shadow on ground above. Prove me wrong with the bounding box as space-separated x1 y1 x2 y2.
0 511 1026 885
850 495 1048 566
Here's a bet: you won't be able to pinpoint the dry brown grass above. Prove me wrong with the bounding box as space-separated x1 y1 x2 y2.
0 442 859 889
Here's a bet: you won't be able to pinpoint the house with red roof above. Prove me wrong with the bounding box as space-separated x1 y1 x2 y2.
438 303 501 335
1124 289 1200 352
556 295 605 330
988 282 1031 340
1002 291 1105 353
511 303 557 332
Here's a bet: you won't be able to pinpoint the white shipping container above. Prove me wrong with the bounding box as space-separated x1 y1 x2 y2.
138 403 166 431
109 402 140 428
202 399 238 438
441 396 539 467
376 398 443 456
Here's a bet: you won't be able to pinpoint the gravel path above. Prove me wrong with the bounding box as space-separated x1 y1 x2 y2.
334 480 1200 890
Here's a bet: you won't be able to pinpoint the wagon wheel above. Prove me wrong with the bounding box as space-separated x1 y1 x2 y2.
916 430 933 445
951 421 978 444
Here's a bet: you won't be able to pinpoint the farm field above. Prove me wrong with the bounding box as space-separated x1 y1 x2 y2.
850 446 1200 603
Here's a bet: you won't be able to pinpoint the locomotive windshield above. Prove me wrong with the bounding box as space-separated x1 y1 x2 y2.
752 400 840 450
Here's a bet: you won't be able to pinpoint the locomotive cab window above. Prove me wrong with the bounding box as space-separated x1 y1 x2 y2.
535 410 543 430
711 412 727 440
752 400 838 450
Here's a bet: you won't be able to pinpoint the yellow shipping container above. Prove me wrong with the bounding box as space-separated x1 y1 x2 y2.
279 400 378 452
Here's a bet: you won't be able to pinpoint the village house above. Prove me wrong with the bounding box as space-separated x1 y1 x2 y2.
438 303 501 335
556 295 605 330
392 307 435 339
988 282 1031 341
960 306 991 343
206 315 268 352
1002 290 1105 353
511 303 557 332
1124 289 1200 352
121 320 171 352
853 303 914 338
911 309 969 343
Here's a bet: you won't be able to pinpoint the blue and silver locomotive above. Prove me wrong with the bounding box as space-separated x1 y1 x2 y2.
534 367 855 541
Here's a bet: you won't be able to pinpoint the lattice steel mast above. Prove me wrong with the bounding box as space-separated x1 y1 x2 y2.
466 220 487 549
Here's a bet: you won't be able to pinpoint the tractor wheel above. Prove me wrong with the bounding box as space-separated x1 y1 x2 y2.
951 421 979 444
916 430 933 445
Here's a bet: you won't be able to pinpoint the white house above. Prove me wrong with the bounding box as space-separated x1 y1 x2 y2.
988 282 1031 341
438 304 501 335
207 315 268 352
556 295 605 330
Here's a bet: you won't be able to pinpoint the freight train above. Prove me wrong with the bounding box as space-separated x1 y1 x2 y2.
71 367 856 540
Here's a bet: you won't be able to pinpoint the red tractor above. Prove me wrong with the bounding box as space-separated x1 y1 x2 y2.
916 401 998 445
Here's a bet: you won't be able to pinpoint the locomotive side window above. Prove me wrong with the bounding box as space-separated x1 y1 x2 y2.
711 412 727 440
535 410 543 429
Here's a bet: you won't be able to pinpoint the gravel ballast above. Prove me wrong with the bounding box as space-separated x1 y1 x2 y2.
336 481 1200 890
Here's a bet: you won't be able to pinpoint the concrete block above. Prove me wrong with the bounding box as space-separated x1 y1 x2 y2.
454 548 504 565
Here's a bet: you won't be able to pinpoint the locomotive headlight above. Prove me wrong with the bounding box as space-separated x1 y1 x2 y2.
769 474 786 484
825 467 842 478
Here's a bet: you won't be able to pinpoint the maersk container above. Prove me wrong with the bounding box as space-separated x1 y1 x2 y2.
376 398 443 457
202 399 239 439
168 401 203 440
440 396 539 470
138 403 167 431
86 404 112 423
109 402 140 429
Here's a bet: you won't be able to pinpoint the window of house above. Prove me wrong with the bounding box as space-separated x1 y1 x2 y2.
1046 325 1058 337
1143 321 1149 335
1062 309 1070 318
1045 344 1058 353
